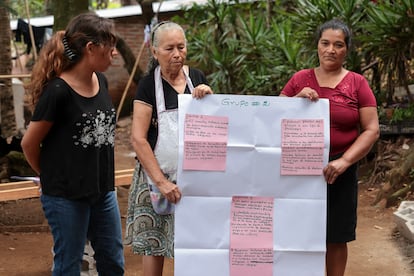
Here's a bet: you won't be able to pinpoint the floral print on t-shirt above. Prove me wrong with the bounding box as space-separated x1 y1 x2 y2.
73 108 116 148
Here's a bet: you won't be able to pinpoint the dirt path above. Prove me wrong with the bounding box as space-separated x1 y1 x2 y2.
1 117 413 275
346 188 413 276
1 186 412 276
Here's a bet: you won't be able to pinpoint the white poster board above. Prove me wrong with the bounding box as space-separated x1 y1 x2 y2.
175 94 330 276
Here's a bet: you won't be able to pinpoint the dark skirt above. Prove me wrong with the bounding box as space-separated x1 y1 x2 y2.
326 154 358 243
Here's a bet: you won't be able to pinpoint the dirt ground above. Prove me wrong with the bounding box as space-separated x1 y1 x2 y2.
1 117 414 276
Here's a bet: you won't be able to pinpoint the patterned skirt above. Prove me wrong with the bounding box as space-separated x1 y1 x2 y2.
124 163 174 257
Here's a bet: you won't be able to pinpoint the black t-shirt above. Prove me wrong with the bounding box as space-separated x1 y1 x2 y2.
134 67 208 149
31 72 115 203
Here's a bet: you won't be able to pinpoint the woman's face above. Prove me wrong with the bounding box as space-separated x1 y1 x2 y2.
90 42 118 72
317 28 347 70
153 29 187 73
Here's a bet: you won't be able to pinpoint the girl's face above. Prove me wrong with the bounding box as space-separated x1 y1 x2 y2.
152 29 187 74
317 28 348 70
93 42 118 71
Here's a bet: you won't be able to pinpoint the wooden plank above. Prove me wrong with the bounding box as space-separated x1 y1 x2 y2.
0 74 31 79
115 173 133 186
115 169 134 175
0 173 133 202
0 186 40 201
0 181 36 190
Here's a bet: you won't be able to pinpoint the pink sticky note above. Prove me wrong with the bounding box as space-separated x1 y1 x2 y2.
183 114 228 171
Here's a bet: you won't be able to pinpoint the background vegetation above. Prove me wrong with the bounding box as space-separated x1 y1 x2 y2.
1 0 414 203
1 0 414 129
175 0 414 124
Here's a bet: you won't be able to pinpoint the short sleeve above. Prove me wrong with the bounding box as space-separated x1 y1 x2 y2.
31 79 70 122
356 74 377 108
134 73 156 107
281 76 297 97
280 69 313 97
189 68 209 86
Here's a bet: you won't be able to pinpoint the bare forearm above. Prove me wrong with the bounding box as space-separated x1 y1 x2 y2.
342 129 379 165
20 121 52 176
21 146 41 175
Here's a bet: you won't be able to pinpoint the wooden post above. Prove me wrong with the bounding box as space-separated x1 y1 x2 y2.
116 40 146 122
116 0 164 121
24 0 38 60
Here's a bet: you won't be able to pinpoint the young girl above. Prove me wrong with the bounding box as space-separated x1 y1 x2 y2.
21 12 124 275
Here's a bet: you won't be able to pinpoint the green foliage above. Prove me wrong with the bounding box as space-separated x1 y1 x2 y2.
174 0 312 95
175 0 377 95
5 0 414 104
269 19 313 87
390 105 414 124
90 0 120 9
9 0 46 18
361 0 414 105
288 0 370 72
174 0 414 105
0 0 18 15
7 0 120 19
409 168 414 179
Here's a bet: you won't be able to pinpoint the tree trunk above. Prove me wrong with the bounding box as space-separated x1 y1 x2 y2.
115 0 154 81
137 0 155 25
0 1 17 138
52 0 89 31
116 36 144 83
121 0 138 6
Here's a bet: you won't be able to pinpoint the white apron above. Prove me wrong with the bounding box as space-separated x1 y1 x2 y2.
144 65 194 215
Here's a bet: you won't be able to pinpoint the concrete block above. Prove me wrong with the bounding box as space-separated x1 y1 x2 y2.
393 201 414 241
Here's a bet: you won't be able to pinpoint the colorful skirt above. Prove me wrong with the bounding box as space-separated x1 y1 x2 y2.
124 163 174 257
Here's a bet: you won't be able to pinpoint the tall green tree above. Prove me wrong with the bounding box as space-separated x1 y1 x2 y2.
121 0 137 5
52 0 89 31
0 0 17 137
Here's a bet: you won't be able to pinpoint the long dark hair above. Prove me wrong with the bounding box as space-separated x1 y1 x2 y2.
25 12 117 106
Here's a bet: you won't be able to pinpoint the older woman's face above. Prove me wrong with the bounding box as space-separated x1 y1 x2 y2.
317 28 347 70
153 29 187 73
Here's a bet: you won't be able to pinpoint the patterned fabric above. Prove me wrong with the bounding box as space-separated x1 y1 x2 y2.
124 164 174 257
125 66 206 257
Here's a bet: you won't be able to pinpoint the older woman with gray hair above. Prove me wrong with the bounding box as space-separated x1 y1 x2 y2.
125 21 213 276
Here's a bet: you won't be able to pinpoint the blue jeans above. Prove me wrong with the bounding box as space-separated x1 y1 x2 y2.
41 191 124 276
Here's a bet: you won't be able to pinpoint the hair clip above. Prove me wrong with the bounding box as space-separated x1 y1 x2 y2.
151 21 171 45
62 36 77 61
